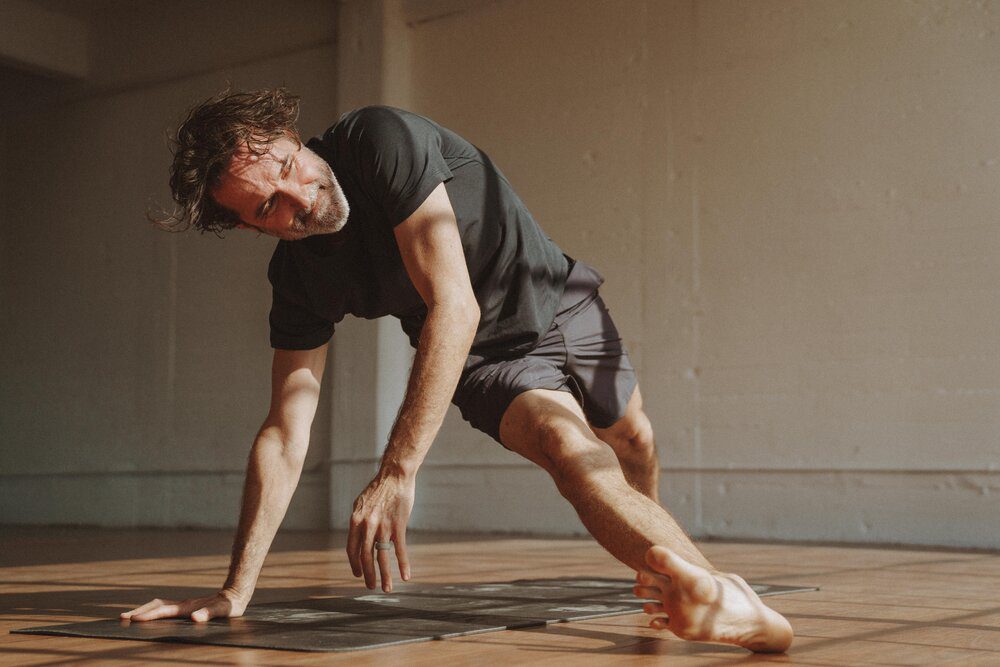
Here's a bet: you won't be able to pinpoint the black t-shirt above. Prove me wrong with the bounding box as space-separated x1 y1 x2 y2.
267 106 588 358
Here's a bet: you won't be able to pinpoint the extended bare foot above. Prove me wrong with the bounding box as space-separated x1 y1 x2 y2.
634 546 794 653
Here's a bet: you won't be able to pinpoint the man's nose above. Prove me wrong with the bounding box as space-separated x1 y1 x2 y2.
284 184 311 211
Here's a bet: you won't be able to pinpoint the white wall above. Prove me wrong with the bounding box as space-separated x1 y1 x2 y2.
397 0 1000 548
3 0 998 550
0 0 339 529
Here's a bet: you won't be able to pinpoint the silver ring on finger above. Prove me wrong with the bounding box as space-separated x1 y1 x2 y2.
374 541 394 551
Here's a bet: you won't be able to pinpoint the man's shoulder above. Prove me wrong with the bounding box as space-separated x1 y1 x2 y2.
330 105 437 145
340 104 426 126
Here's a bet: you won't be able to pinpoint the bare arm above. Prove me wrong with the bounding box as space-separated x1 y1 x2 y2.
382 182 479 477
346 182 480 592
122 343 328 622
223 343 329 598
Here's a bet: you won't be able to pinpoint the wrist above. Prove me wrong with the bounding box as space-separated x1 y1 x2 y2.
380 456 419 481
221 584 253 605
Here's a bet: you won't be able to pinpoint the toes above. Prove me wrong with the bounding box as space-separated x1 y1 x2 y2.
633 584 662 600
649 616 670 630
637 568 672 590
642 601 664 615
645 545 673 571
637 570 664 585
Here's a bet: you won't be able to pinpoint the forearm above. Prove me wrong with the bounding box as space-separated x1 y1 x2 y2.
222 427 305 601
380 306 477 477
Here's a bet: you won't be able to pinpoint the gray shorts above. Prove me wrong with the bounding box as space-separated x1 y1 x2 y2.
452 260 637 445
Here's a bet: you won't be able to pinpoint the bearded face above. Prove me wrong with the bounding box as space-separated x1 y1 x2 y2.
211 137 350 241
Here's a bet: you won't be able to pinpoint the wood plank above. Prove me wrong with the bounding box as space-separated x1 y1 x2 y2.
1 528 998 665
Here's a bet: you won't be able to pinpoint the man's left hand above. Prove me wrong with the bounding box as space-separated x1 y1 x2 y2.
347 470 415 592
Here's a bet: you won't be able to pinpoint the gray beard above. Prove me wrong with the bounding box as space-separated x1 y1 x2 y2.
302 161 350 236
282 150 350 241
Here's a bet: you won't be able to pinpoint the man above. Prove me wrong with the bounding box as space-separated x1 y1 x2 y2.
123 89 793 653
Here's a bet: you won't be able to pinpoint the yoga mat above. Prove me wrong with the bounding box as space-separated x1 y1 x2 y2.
14 577 817 653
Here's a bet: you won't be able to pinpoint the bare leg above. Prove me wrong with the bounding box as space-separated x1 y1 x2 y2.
591 385 660 502
500 389 793 653
501 389 709 570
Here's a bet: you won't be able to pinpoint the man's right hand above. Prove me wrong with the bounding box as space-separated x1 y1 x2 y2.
120 589 248 623
347 468 415 592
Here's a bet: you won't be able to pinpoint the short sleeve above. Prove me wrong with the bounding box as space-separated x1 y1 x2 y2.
268 289 334 350
349 107 454 227
267 244 335 350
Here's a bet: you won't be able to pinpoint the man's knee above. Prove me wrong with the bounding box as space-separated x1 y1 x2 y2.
626 412 657 460
501 389 625 495
532 419 621 494
603 410 657 464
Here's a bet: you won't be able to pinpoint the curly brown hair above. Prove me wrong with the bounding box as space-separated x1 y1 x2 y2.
152 88 302 235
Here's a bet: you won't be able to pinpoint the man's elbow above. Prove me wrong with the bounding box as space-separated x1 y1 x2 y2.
430 298 480 332
280 437 310 469
465 300 481 329
459 299 480 332
257 422 310 468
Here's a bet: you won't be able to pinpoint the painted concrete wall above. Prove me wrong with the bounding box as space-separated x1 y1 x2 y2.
397 0 1000 548
3 0 998 550
0 0 339 529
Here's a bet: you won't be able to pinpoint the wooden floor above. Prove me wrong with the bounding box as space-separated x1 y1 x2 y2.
1 528 998 665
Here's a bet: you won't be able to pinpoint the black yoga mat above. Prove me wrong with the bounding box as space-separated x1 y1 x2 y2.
13 577 817 653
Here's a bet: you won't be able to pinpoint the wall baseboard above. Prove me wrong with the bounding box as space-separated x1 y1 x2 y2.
4 467 995 550
0 469 328 530
405 467 1000 550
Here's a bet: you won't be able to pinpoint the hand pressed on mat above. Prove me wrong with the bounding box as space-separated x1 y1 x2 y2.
120 588 248 623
